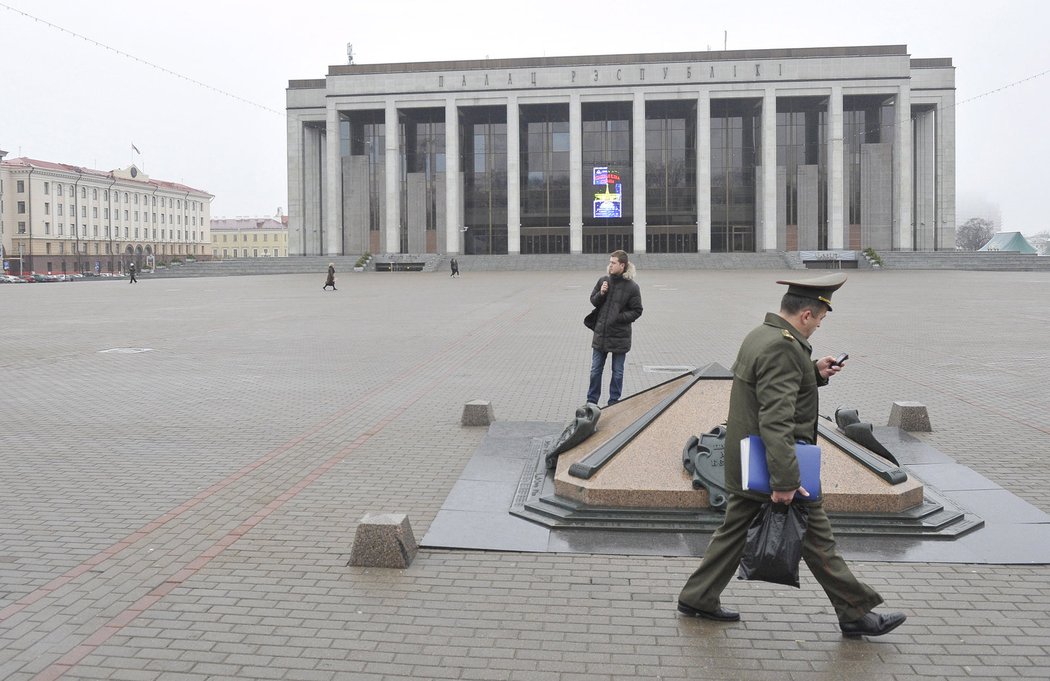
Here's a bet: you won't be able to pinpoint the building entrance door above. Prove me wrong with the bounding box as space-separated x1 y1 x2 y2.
730 225 754 252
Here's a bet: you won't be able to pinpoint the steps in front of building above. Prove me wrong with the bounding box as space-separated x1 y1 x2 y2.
144 252 805 277
878 252 1050 271
145 256 366 278
142 252 1050 277
430 252 801 272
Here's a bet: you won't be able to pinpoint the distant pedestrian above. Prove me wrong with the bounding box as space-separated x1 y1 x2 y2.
323 263 337 291
128 261 137 284
585 250 642 406
450 257 460 277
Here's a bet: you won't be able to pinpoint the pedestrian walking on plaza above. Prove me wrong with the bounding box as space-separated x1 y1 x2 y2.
584 250 642 407
676 273 906 638
323 263 337 291
128 261 137 284
450 257 460 277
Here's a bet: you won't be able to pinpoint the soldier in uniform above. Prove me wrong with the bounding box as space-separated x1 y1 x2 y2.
677 273 906 638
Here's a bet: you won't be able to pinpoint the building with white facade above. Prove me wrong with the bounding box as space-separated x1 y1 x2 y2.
1 158 212 275
287 44 954 257
211 214 289 259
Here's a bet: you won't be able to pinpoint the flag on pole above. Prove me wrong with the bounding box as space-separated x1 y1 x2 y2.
132 143 140 154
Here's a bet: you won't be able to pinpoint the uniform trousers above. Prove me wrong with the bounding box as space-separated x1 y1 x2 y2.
679 494 884 622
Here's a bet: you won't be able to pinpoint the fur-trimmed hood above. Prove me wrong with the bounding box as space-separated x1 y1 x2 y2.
613 262 636 281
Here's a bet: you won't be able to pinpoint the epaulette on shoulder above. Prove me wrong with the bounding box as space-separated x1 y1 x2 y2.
781 329 795 342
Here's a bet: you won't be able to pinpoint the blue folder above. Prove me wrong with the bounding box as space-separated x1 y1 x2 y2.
740 435 822 499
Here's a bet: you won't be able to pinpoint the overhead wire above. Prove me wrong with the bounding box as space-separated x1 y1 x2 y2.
3 1 1047 146
0 1 285 117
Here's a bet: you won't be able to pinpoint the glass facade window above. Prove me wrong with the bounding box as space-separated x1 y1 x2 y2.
843 95 895 234
777 97 828 249
581 102 632 254
342 111 386 253
839 91 898 248
710 99 761 252
519 104 570 254
461 106 508 254
399 109 445 253
645 101 697 253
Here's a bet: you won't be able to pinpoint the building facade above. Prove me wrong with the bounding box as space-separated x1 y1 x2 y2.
287 45 955 257
211 215 289 259
0 158 212 275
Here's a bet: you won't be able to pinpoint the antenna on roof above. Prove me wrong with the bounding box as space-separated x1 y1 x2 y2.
346 43 354 65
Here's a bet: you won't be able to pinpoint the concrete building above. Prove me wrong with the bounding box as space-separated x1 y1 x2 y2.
287 44 955 257
211 214 289 259
1 158 212 275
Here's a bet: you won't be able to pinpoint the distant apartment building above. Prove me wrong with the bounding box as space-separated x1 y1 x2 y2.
210 214 288 259
0 157 212 274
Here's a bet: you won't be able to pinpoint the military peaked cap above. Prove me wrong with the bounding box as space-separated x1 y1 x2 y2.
776 272 847 311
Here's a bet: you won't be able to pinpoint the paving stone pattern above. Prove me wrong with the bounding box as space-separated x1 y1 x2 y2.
1 268 1049 680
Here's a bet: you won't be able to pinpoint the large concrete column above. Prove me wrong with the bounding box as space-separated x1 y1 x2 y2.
697 90 711 252
303 124 323 255
894 84 913 250
506 95 521 254
936 93 956 250
445 97 461 254
827 86 845 249
384 100 400 253
632 91 646 253
914 110 937 251
287 114 304 256
325 104 342 255
569 93 582 254
760 87 778 251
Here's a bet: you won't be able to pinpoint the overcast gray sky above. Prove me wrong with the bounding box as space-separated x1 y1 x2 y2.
2 0 1046 233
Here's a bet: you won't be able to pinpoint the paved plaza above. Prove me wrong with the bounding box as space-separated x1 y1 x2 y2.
2 267 1049 681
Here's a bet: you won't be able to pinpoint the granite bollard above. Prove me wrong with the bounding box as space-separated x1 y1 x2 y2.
461 400 495 426
348 513 418 568
888 401 932 432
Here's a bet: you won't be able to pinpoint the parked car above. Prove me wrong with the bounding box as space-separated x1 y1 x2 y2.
0 274 26 283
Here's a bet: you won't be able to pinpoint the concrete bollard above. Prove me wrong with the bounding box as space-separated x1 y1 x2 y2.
461 400 495 426
888 401 932 432
348 513 418 568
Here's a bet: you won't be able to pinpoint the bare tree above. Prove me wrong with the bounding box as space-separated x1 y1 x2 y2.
956 217 996 251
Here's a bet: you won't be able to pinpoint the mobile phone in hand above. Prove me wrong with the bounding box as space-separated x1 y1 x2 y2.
831 353 849 367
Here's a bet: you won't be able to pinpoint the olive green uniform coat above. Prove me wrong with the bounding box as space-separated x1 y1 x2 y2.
678 313 883 622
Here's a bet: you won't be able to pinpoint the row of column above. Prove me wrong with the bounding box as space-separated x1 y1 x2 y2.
313 85 917 255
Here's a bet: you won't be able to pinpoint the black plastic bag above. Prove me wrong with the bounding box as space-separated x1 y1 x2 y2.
737 502 809 588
